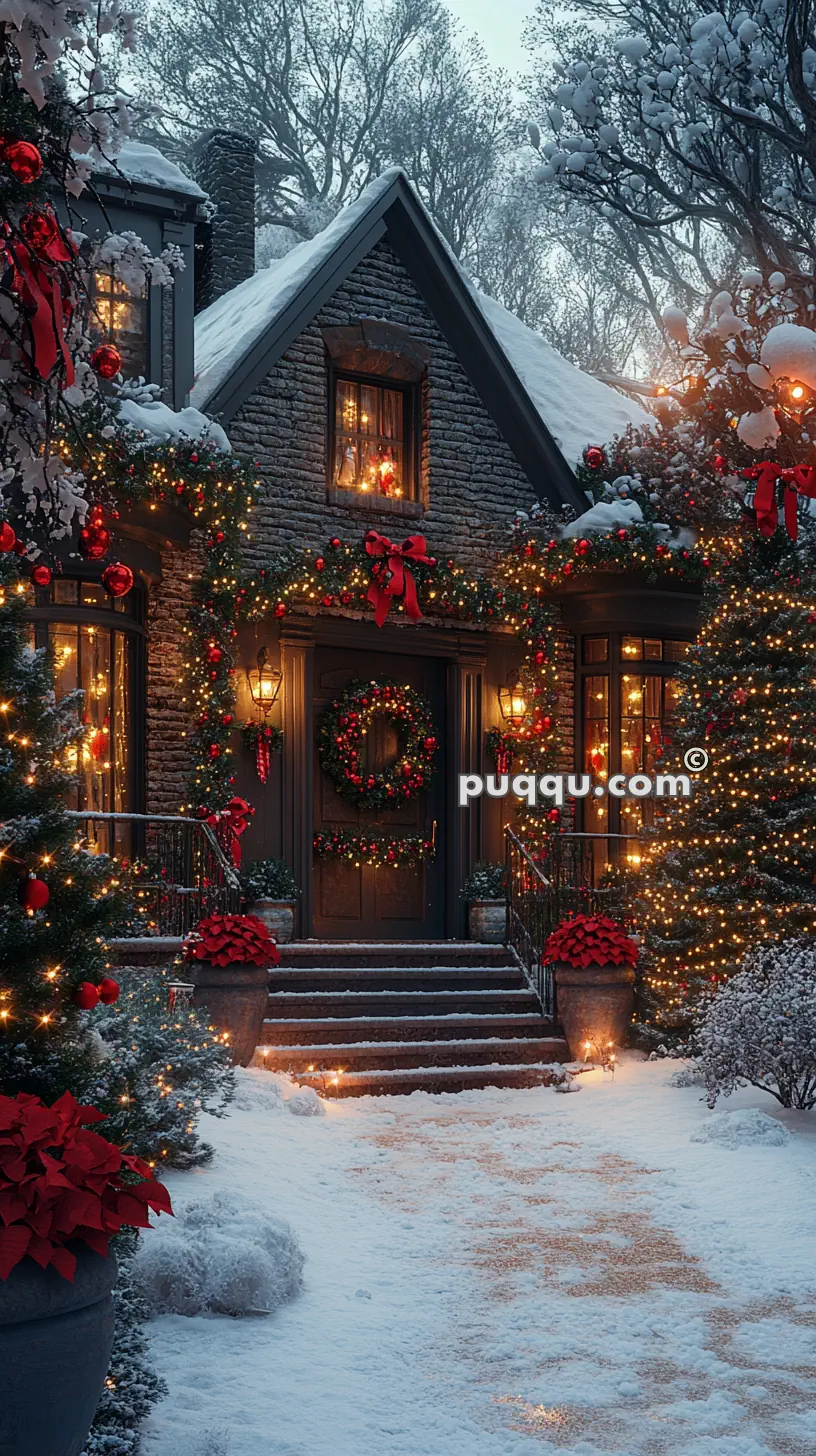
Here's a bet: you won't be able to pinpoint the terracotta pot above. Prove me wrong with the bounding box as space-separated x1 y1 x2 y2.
193 960 269 1065
468 900 506 944
247 899 295 944
554 961 635 1059
0 1244 117 1456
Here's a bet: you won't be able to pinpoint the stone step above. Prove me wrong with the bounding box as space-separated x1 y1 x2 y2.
266 965 525 993
258 1035 568 1074
261 1013 550 1045
110 937 182 967
289 1062 566 1097
277 941 514 969
266 988 539 1019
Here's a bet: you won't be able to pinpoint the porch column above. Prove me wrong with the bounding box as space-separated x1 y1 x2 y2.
446 640 486 937
280 620 314 937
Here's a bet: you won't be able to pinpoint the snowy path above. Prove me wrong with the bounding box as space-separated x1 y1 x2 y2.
144 1058 816 1456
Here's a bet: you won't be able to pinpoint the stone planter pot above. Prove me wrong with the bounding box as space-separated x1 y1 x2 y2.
0 1244 117 1456
247 898 295 944
468 900 506 944
554 961 635 1060
193 961 269 1066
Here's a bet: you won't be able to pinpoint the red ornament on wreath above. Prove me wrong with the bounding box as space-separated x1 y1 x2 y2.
90 343 123 380
4 139 43 184
0 523 16 553
102 562 133 598
74 982 100 1010
583 445 607 471
19 876 49 911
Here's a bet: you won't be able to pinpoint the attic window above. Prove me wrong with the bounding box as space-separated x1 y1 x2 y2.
90 268 147 378
332 372 415 501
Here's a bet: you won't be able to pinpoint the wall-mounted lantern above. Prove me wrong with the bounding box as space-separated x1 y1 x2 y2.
246 646 282 715
498 671 528 730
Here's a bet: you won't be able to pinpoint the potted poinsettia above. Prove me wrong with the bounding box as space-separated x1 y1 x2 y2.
184 912 280 1065
544 914 639 1060
0 1091 171 1456
240 857 299 943
461 861 508 943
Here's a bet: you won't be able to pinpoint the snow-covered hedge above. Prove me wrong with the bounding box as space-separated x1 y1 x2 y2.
696 940 816 1110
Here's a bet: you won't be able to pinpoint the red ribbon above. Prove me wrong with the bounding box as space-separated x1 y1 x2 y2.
364 531 431 627
205 796 254 868
3 225 77 385
742 462 816 540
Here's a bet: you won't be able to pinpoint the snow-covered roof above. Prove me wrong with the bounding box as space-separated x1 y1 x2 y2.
192 168 649 468
90 141 206 200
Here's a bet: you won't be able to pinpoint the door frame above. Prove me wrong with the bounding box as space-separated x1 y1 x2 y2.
280 612 487 939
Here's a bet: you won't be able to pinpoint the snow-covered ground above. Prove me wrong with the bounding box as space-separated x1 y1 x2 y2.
143 1056 816 1456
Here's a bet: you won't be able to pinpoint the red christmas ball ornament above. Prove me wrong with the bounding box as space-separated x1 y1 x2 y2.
534 650 546 665
655 542 670 558
712 454 728 474
13 541 26 557
97 977 120 1005
274 602 286 618
540 715 552 732
322 594 333 607
4 139 43 184
78 522 110 560
0 523 16 553
583 445 607 471
329 537 341 549
206 645 223 664
574 538 591 557
208 743 221 758
31 563 51 587
314 557 325 571
221 712 233 726
18 876 49 911
562 561 574 576
546 808 561 823
74 982 100 1010
90 343 123 380
20 208 58 251
616 528 628 541
101 562 133 598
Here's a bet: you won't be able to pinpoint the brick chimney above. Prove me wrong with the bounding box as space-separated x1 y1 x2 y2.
193 129 256 310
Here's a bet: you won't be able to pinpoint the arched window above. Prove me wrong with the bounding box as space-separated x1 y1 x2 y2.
29 576 145 853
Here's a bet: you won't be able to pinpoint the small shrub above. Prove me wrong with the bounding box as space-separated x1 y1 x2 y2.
461 861 508 900
241 857 299 902
696 938 816 1110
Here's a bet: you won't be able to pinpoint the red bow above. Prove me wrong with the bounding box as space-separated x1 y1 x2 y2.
742 462 816 540
364 532 431 627
3 225 77 385
204 796 254 868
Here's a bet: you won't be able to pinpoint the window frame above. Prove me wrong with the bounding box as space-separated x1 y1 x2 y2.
89 266 149 380
575 630 691 841
326 363 420 507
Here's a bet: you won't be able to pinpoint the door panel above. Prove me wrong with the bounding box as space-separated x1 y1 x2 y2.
312 646 446 939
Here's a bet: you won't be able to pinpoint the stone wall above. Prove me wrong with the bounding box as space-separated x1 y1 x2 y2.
145 537 204 815
229 239 539 576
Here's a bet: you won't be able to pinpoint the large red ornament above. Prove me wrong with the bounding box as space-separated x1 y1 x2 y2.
74 982 100 1010
20 208 58 252
78 522 110 560
19 876 50 911
90 343 123 380
97 977 120 1005
546 808 561 823
583 446 607 471
574 538 591 557
31 564 51 587
0 523 16 553
206 645 223 664
101 562 133 598
4 140 43 184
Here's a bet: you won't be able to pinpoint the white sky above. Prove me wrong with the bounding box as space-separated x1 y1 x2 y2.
444 0 534 75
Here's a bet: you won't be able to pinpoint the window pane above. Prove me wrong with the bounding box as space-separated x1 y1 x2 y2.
334 436 358 489
621 636 642 660
81 582 107 608
584 675 608 829
644 638 662 660
336 379 357 433
583 636 608 664
664 639 689 662
54 580 77 605
379 388 403 441
359 385 377 436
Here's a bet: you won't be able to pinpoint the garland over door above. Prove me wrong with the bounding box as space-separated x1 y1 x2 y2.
312 646 446 939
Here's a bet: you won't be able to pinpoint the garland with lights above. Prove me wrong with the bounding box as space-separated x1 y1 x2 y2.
318 678 438 810
313 829 436 867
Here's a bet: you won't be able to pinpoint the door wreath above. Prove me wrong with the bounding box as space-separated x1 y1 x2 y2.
318 678 438 810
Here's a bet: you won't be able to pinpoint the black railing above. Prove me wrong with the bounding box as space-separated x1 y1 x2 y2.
66 811 241 938
505 829 638 1019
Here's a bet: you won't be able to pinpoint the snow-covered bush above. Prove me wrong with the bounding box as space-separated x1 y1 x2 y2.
133 1190 305 1317
287 1085 326 1117
691 1109 789 1149
696 940 816 1110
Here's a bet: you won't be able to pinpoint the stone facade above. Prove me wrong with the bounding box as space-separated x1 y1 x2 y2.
193 130 256 309
228 239 539 576
145 537 204 816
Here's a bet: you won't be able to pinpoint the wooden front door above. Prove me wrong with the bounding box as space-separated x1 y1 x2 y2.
312 646 447 939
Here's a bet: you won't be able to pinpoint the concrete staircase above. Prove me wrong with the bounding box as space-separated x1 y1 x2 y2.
259 942 569 1096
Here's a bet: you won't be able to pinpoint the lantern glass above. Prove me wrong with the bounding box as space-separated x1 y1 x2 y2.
246 647 282 714
498 673 528 729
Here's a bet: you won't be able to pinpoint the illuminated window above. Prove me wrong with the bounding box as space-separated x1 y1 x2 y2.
29 578 144 854
331 373 416 501
90 268 148 377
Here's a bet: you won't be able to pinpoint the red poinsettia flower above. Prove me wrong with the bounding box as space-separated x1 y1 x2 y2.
543 914 639 969
183 912 280 968
0 1091 172 1282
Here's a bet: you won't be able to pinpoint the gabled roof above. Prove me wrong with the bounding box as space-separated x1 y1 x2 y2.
192 169 649 511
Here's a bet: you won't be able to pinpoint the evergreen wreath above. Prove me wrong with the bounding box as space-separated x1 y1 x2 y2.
319 678 438 810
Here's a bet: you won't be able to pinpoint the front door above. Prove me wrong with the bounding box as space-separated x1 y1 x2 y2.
312 646 446 939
